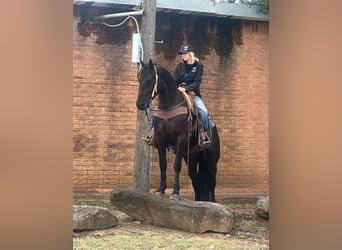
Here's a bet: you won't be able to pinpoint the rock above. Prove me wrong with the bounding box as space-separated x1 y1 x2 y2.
73 205 118 231
110 189 234 233
255 196 269 219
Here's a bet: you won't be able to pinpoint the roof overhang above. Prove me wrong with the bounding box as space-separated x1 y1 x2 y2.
73 0 269 21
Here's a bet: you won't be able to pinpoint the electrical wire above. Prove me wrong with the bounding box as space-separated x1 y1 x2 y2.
101 15 143 62
102 15 140 34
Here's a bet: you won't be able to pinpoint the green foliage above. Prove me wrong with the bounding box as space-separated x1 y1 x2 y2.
240 0 269 14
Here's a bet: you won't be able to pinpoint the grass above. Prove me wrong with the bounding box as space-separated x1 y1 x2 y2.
74 233 268 250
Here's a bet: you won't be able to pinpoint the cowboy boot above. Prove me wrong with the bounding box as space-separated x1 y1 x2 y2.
199 130 211 148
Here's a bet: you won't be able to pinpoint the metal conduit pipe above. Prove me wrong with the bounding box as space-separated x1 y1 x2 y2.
93 9 144 20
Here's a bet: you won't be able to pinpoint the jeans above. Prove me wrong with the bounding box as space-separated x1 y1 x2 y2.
193 96 209 134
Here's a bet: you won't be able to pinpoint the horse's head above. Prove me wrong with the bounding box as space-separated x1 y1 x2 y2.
136 59 157 110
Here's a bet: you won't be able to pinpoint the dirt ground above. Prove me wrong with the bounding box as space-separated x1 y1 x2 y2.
73 194 269 250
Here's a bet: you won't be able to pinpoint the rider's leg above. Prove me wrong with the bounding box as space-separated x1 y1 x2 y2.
193 96 211 147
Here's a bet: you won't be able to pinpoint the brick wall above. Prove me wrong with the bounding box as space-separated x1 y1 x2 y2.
73 7 139 192
73 6 269 195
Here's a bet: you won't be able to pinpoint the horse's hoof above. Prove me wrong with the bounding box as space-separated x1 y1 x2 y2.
169 194 180 200
154 190 165 196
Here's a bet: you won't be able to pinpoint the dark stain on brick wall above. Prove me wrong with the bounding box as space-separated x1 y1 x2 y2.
75 5 136 45
73 134 86 152
76 7 243 61
75 5 100 37
73 133 98 153
212 18 243 62
155 13 242 63
99 21 134 45
155 13 184 60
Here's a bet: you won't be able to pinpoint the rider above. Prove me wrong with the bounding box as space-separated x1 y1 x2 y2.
142 44 211 147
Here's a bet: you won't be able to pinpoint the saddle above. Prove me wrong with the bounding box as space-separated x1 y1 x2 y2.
151 91 214 151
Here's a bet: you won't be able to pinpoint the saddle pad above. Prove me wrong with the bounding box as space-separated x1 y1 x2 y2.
153 106 188 120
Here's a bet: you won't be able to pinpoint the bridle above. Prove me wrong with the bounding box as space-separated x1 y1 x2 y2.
137 63 159 121
151 64 158 99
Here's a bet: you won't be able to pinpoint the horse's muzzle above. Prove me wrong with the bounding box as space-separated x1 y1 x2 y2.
136 101 147 110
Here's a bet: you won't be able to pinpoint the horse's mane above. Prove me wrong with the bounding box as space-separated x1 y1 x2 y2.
156 65 177 87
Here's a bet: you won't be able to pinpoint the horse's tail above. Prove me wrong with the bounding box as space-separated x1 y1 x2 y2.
208 123 220 160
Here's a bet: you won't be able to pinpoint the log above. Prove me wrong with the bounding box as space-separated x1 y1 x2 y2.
110 189 234 233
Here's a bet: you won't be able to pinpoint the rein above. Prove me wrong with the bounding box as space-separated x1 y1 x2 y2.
144 109 153 121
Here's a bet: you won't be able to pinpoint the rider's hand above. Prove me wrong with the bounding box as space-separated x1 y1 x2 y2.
178 86 186 92
188 91 195 97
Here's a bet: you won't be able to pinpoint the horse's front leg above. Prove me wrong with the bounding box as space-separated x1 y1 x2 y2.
172 147 184 196
156 146 167 194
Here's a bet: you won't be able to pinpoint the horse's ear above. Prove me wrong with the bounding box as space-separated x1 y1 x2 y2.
140 60 145 67
148 59 154 69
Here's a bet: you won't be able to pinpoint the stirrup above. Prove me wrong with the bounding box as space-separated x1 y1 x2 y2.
199 131 211 148
200 139 211 147
200 138 211 148
142 130 154 146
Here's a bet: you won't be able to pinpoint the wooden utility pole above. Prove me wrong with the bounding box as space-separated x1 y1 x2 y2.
133 0 156 192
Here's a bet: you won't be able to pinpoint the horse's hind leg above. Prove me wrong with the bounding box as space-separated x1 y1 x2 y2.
186 155 200 201
198 158 211 202
203 151 218 202
156 147 167 194
209 164 217 202
208 171 217 202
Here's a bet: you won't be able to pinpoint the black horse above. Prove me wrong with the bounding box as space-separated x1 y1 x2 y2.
136 59 220 202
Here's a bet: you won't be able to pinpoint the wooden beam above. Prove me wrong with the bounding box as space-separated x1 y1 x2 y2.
133 0 156 192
